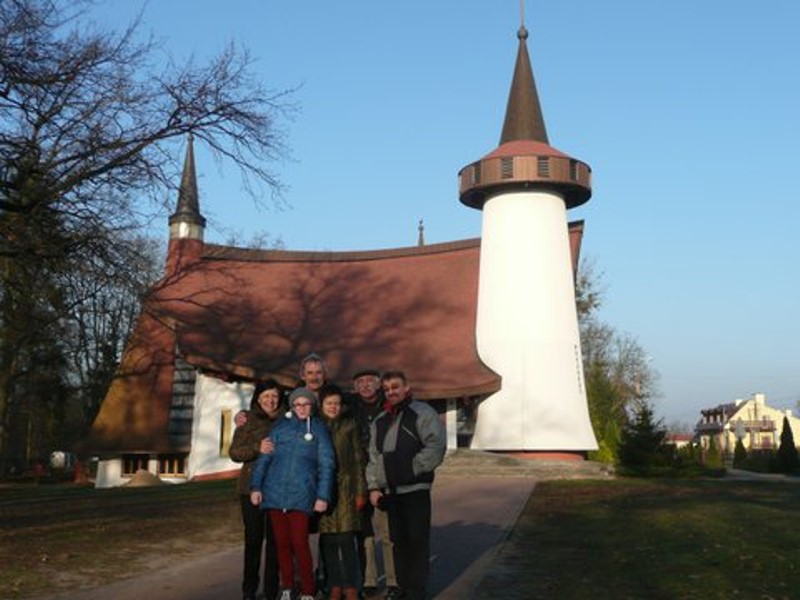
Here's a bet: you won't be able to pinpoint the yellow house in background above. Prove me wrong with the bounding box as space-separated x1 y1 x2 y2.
695 393 800 455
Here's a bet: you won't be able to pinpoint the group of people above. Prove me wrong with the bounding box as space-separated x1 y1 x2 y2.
229 354 447 600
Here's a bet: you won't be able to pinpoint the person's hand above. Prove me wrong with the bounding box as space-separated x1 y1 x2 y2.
259 437 274 454
314 499 328 513
369 489 383 508
234 410 248 427
250 490 262 506
355 495 367 511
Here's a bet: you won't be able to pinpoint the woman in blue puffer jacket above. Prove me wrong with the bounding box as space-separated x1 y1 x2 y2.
250 387 335 600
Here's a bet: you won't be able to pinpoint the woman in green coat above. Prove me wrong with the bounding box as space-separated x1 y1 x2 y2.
318 384 368 600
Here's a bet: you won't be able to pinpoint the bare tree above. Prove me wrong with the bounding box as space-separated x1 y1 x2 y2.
0 0 294 469
61 235 162 427
577 259 659 461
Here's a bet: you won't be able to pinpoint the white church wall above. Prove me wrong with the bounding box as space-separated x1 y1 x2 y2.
94 457 123 488
186 373 252 480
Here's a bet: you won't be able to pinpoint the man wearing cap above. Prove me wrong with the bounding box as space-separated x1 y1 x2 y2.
352 369 398 598
366 371 446 600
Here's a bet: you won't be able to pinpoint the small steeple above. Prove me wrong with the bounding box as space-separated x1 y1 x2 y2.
499 24 548 145
169 134 206 240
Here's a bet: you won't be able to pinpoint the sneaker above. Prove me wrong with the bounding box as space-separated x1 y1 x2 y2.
277 590 293 600
384 587 402 600
298 596 315 600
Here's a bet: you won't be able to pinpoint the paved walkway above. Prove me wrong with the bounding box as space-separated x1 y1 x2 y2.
51 476 536 600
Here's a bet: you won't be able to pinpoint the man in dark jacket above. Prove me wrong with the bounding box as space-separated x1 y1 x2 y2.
366 371 446 600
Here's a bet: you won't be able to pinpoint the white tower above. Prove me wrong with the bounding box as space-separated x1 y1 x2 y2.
459 23 597 452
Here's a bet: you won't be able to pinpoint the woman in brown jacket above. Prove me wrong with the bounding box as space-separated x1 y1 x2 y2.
318 384 368 600
229 380 284 600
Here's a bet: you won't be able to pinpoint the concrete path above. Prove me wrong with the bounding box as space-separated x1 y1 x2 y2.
51 476 536 600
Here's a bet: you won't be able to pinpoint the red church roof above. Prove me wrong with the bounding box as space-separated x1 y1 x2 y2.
158 239 498 397
83 228 584 455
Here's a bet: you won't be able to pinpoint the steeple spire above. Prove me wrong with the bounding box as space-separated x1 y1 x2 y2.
458 14 591 210
169 134 206 240
499 21 549 144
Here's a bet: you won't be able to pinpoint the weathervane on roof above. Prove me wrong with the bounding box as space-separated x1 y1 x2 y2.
417 218 425 246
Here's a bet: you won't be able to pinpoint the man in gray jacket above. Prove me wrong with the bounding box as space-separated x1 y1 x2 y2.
366 370 446 600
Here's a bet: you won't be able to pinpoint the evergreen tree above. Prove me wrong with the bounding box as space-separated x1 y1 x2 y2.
776 416 799 474
617 402 667 474
705 436 723 470
733 438 747 468
577 262 658 464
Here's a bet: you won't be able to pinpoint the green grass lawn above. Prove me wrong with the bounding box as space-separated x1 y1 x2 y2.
3 477 799 599
474 478 800 599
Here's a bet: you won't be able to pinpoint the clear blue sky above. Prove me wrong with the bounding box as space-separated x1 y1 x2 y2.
91 1 800 428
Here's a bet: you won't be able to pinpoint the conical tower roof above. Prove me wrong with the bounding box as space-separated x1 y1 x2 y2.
169 134 206 230
500 25 548 145
458 23 591 210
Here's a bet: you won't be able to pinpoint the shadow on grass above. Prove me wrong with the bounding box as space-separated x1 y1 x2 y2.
473 479 800 600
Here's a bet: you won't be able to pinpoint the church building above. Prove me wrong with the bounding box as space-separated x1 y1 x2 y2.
83 19 597 487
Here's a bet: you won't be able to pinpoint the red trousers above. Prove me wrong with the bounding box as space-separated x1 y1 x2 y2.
268 509 314 595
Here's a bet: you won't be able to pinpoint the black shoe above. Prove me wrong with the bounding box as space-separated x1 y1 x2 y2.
384 587 402 600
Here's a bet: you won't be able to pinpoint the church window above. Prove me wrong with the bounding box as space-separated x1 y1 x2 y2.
158 454 186 476
220 409 233 457
500 157 514 179
122 454 149 476
471 163 481 185
569 159 579 181
537 156 549 177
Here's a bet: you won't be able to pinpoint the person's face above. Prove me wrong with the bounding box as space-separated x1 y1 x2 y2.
382 377 409 406
258 388 281 417
321 394 342 420
354 375 379 402
292 395 314 419
302 360 325 391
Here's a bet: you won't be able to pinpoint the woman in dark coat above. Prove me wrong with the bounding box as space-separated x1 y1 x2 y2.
318 384 368 600
229 380 284 600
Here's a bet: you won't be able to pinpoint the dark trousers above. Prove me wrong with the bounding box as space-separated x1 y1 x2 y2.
387 489 431 600
239 495 279 598
320 531 361 589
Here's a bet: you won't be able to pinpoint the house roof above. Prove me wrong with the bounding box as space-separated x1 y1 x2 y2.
83 226 584 454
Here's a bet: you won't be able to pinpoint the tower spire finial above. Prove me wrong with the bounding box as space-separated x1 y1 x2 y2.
500 4 547 145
